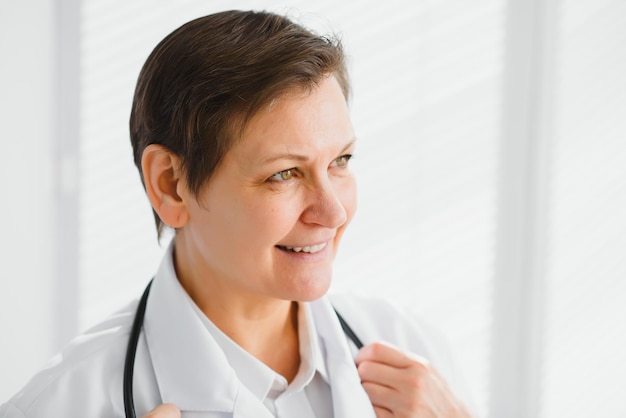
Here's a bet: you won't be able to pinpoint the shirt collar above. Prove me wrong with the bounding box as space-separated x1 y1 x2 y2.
188 297 277 401
188 278 330 402
301 301 330 384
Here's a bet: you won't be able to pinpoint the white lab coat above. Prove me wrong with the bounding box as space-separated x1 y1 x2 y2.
0 249 473 418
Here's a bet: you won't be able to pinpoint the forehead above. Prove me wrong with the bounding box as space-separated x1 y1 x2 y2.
230 76 354 161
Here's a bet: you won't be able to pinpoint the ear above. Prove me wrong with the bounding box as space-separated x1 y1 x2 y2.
142 144 190 229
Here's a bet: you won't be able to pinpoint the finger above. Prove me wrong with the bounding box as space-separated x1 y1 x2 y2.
141 403 181 418
360 357 451 417
356 341 430 369
361 381 402 412
358 358 409 388
373 405 394 418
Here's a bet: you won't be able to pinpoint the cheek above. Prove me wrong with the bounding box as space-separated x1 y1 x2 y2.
242 192 304 242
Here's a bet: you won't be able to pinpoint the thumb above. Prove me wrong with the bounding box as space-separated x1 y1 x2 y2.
141 403 181 418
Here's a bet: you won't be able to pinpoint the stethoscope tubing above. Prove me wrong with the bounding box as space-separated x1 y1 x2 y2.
123 280 153 418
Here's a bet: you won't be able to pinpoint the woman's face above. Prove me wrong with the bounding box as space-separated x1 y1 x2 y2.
179 75 357 303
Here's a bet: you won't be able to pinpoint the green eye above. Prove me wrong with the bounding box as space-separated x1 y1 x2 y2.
333 154 352 167
270 169 294 181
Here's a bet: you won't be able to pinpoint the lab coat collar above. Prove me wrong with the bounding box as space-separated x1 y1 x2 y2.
310 297 377 418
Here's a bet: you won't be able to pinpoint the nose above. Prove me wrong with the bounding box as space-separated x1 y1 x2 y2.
301 179 348 229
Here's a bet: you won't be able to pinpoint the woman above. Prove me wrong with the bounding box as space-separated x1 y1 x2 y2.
1 10 475 418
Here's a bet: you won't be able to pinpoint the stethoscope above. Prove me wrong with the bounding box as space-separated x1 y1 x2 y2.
123 279 365 418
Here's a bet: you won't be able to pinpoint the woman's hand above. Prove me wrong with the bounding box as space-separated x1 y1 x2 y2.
356 342 473 418
141 403 181 418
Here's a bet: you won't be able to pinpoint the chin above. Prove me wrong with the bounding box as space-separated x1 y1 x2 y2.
288 273 333 302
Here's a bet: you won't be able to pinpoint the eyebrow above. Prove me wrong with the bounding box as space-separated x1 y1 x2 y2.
260 139 356 165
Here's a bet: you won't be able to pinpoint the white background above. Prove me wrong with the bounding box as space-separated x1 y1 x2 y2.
1 1 625 417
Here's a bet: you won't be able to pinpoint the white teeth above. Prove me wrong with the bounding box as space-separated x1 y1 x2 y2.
283 242 327 254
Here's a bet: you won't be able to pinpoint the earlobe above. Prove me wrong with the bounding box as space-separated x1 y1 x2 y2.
142 145 190 228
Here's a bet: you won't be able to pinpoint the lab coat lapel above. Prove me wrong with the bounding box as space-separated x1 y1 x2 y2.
143 248 277 417
143 249 240 415
310 297 377 418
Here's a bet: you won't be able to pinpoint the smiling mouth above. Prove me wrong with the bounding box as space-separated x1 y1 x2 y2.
276 242 328 254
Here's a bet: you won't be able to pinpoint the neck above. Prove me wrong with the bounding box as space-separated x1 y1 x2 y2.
173 235 301 381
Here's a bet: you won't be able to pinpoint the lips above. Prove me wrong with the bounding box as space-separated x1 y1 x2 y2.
276 242 328 254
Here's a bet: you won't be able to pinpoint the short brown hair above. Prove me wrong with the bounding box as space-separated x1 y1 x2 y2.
129 10 350 238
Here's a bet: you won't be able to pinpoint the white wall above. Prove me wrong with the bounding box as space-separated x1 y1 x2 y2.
0 1 57 400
